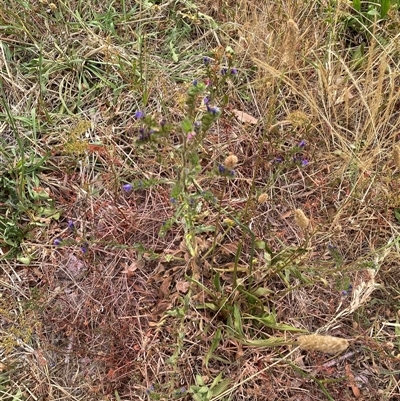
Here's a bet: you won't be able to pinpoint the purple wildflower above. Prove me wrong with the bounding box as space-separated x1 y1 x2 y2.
194 120 201 128
54 238 62 246
81 243 88 254
274 156 283 163
218 164 226 174
203 56 211 65
204 96 210 105
301 159 309 167
231 68 238 75
208 106 220 115
192 79 198 86
135 110 145 119
123 183 133 192
67 220 75 230
299 139 306 148
221 68 228 75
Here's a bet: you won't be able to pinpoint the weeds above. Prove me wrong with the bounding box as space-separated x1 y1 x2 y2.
1 0 400 400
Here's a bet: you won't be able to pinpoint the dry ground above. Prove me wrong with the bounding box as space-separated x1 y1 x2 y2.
1 0 400 400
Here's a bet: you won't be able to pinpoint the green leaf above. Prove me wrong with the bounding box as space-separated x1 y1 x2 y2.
205 327 222 368
171 183 182 199
181 118 193 133
394 209 400 223
211 378 231 396
233 304 244 337
352 0 361 12
213 271 221 292
252 287 273 297
17 255 31 265
255 240 265 250
380 0 390 18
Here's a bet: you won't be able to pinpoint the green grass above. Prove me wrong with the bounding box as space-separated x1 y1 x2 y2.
1 0 400 400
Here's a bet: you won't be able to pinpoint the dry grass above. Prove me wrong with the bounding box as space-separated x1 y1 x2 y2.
1 0 400 400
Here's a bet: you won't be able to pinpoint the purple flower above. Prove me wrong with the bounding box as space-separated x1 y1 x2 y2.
146 385 155 394
192 79 198 86
299 139 306 148
208 106 220 115
123 183 133 192
341 290 348 296
231 68 238 75
54 238 62 246
67 220 75 230
135 110 145 119
194 120 201 128
301 159 309 167
81 243 88 254
273 156 283 163
204 96 210 105
203 56 211 65
218 164 226 174
221 68 228 75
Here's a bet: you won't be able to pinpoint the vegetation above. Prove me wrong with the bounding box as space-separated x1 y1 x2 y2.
1 0 400 399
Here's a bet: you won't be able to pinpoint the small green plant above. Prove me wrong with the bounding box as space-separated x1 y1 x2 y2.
189 373 231 401
0 147 60 259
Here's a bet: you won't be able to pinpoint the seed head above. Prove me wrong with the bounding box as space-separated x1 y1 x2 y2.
283 19 299 66
393 145 400 168
224 154 238 169
297 334 349 355
294 208 309 229
288 110 309 128
258 193 269 204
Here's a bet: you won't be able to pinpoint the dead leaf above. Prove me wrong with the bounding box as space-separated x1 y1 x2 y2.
121 260 139 277
176 280 190 294
345 363 361 398
232 109 258 124
151 299 171 316
221 241 239 256
159 275 173 298
335 88 355 105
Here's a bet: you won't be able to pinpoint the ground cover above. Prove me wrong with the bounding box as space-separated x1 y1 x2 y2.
1 0 400 400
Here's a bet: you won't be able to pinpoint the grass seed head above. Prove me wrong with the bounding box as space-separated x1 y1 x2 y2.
294 208 309 229
224 154 239 169
393 145 400 168
297 334 349 355
288 110 309 128
283 19 299 66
